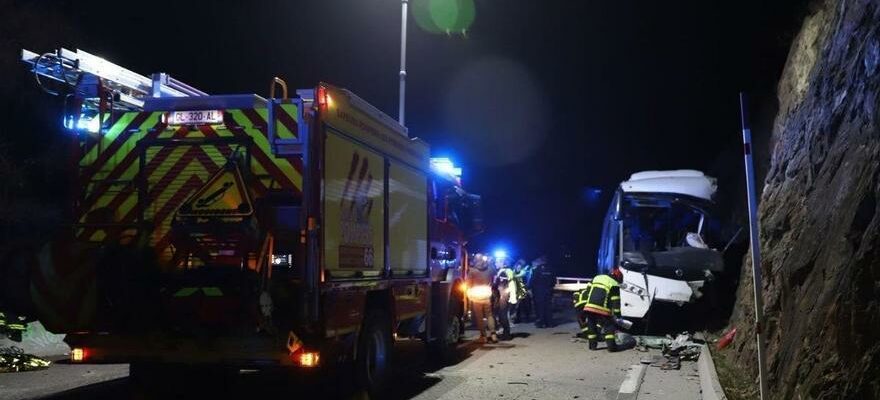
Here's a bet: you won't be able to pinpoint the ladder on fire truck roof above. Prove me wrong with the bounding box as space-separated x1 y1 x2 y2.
21 47 208 113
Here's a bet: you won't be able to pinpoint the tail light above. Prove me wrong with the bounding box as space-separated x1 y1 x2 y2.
294 351 320 368
71 348 87 362
317 86 331 108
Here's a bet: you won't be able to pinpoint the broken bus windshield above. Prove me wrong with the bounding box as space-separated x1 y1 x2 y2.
620 195 708 253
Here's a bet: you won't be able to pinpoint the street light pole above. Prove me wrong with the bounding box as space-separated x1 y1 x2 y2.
398 0 408 126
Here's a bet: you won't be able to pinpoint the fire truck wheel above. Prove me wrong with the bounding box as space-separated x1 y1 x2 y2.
356 310 392 397
445 311 463 345
429 297 463 364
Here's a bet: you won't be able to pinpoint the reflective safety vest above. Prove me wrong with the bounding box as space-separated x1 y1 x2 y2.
582 274 621 317
497 268 514 282
0 312 26 332
573 288 589 309
497 268 525 303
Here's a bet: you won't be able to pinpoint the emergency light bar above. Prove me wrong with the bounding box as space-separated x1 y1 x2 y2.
430 157 462 177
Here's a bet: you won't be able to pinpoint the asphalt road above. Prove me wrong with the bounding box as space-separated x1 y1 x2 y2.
0 312 700 400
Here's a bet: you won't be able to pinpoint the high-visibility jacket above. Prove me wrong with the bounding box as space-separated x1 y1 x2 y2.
496 267 514 282
582 274 621 317
573 288 588 309
496 268 521 304
0 312 26 332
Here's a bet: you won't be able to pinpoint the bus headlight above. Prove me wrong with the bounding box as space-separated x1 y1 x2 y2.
620 281 647 297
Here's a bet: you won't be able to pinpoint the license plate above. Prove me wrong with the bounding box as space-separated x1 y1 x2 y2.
168 110 223 125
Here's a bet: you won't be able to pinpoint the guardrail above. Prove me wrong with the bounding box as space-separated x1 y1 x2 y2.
554 276 591 292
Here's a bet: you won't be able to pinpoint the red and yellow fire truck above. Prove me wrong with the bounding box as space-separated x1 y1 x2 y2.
17 48 482 394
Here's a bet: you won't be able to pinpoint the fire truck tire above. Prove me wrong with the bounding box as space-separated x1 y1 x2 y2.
429 297 463 364
355 310 392 397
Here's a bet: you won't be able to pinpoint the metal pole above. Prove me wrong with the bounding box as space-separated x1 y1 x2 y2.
739 92 769 400
398 0 408 126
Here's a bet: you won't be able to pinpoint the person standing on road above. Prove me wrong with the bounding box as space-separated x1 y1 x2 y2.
493 260 515 341
530 256 555 328
581 269 623 352
467 254 499 344
513 259 533 323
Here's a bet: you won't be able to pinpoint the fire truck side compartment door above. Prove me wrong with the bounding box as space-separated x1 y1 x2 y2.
322 131 385 279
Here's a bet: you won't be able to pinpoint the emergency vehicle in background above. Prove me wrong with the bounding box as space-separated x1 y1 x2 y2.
596 170 724 320
15 48 483 394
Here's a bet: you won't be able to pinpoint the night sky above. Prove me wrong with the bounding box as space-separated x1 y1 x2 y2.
2 0 806 274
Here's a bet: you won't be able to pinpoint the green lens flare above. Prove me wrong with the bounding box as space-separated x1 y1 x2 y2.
413 0 475 34
451 0 475 32
413 0 442 33
430 0 459 31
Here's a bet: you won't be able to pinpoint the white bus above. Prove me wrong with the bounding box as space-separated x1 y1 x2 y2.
596 170 725 320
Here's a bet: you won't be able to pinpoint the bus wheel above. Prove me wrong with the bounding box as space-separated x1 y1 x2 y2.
356 311 392 397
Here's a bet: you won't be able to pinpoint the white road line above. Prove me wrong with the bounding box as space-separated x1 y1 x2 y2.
617 364 647 400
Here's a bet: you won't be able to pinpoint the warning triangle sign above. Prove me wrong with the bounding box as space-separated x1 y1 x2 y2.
177 164 253 218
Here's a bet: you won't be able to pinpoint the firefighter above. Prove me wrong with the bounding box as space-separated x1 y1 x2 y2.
530 256 555 328
467 254 498 344
494 260 516 340
572 287 590 338
582 269 623 351
513 259 533 323
0 311 27 342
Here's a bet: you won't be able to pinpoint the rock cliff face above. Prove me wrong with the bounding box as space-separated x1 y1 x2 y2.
729 0 880 398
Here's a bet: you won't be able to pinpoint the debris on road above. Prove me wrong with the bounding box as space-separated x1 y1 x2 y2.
658 356 681 370
0 346 51 373
616 332 638 350
632 332 704 371
665 333 703 361
640 355 665 365
635 335 670 350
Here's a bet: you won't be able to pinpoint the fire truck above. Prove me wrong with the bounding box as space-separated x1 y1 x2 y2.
16 48 483 394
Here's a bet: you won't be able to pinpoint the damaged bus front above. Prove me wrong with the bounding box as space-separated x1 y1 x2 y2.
597 170 724 319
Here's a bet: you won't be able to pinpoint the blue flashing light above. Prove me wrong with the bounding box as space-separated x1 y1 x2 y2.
63 114 101 134
493 249 508 260
430 157 462 177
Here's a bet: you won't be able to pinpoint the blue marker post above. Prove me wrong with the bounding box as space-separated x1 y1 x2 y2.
739 92 768 400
